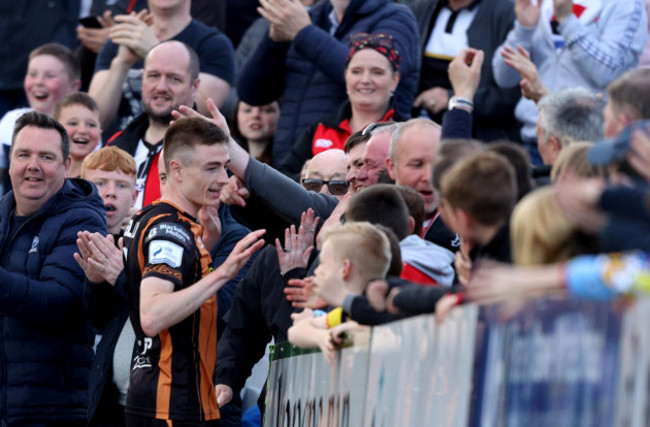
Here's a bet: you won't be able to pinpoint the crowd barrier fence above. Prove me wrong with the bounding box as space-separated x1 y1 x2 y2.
264 298 650 426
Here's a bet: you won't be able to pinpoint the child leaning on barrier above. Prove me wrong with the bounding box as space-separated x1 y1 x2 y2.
288 222 391 365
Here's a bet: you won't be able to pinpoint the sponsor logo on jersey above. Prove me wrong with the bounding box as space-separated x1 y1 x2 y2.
147 223 192 245
148 240 183 267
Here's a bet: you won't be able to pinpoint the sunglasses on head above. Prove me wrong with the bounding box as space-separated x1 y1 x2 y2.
349 32 396 49
301 178 350 195
361 121 393 136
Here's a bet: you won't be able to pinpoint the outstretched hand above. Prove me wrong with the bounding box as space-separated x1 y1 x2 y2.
173 99 251 177
275 209 319 275
466 260 565 305
216 229 266 282
172 98 231 136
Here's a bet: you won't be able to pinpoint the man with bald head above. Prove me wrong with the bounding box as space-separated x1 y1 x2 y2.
302 149 349 200
89 0 233 133
387 119 458 252
108 40 200 209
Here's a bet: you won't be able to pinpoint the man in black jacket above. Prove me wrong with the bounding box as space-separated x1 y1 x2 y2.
410 0 520 141
1 111 107 425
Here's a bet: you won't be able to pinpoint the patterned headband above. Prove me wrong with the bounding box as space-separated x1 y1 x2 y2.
346 33 401 72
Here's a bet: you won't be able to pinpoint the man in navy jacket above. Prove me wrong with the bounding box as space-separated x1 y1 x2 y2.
0 111 106 425
238 0 420 166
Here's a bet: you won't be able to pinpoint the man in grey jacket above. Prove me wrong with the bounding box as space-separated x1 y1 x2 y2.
493 0 647 163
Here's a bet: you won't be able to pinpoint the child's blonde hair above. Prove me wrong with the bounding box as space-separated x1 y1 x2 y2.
321 222 392 282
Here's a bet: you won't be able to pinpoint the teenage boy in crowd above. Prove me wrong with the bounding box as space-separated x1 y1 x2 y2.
288 222 392 364
76 146 138 426
0 43 81 192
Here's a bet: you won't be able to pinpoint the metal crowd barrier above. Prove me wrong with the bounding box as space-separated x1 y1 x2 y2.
265 298 650 426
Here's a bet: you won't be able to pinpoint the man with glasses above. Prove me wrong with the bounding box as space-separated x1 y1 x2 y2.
301 149 349 200
220 120 397 227
356 123 399 190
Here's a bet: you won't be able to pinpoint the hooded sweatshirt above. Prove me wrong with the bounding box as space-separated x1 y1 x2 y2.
400 234 455 286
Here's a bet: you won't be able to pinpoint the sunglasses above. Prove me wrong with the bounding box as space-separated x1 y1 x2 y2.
361 121 395 136
301 178 350 195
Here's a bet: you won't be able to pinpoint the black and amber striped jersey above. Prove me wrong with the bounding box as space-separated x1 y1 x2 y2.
122 200 220 421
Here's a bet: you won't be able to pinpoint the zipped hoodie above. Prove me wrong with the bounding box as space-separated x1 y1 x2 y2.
400 234 455 287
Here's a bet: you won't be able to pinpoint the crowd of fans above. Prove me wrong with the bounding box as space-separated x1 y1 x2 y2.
1 0 650 426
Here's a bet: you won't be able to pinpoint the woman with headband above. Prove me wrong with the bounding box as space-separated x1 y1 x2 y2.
278 33 408 179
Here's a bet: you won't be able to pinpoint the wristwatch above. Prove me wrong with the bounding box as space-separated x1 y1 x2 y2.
448 96 474 113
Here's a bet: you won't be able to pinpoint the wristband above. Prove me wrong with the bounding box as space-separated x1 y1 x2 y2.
448 96 474 113
565 255 616 301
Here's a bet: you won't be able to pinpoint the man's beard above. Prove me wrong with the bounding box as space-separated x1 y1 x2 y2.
144 103 176 125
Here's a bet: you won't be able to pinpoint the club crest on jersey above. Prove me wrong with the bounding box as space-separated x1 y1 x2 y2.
148 240 183 268
28 236 39 254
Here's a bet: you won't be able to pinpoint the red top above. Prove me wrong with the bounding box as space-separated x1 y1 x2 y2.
400 263 439 286
311 108 396 156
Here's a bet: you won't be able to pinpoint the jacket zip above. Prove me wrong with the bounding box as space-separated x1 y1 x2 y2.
0 212 38 423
